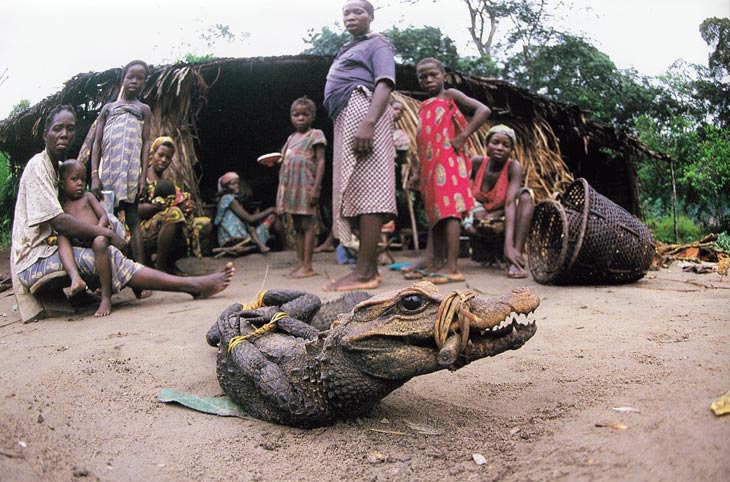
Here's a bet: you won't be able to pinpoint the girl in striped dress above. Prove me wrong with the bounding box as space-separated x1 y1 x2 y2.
90 60 151 275
273 97 326 278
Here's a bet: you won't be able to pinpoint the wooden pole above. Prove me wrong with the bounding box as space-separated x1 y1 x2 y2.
402 162 420 254
670 157 679 242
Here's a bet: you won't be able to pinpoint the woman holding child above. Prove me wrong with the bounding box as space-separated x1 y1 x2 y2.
11 105 234 321
138 136 211 274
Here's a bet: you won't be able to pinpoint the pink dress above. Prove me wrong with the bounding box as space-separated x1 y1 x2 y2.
417 97 475 226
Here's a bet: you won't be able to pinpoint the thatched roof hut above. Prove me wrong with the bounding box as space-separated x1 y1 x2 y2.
0 55 667 216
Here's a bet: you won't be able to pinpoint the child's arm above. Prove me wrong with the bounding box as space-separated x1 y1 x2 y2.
86 194 128 251
353 80 394 159
138 103 152 198
229 199 275 224
308 144 326 207
445 89 491 153
90 104 110 200
502 160 526 269
86 193 110 228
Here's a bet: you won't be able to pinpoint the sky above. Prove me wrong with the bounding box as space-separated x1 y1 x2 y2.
1 0 728 121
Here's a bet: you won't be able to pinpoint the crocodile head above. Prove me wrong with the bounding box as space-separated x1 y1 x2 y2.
329 281 539 381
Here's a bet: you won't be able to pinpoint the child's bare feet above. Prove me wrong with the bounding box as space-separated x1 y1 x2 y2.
314 241 336 253
94 298 112 317
322 272 380 292
64 275 87 298
288 267 318 279
191 262 236 299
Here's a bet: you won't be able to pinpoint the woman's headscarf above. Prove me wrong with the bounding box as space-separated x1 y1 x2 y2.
486 124 517 144
217 171 240 192
150 136 176 155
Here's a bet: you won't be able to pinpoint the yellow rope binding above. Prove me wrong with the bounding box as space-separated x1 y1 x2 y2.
241 290 267 310
228 311 289 353
434 290 475 351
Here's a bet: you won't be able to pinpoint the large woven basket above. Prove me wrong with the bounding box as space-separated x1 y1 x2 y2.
527 178 654 284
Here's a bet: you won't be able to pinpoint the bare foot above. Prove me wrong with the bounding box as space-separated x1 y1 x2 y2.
191 262 236 299
94 298 112 317
286 265 303 278
314 242 336 253
322 272 379 292
133 287 154 299
64 276 87 298
289 267 318 279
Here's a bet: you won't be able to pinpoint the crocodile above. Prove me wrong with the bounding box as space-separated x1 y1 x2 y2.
206 281 539 428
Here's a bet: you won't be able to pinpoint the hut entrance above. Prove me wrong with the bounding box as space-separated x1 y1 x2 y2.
194 58 336 211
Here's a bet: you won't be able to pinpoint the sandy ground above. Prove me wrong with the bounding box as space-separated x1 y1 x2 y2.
0 247 728 482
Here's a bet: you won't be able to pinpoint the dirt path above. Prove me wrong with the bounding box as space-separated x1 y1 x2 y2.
0 249 728 481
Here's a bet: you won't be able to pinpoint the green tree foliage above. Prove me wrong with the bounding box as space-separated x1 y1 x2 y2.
384 26 460 67
635 58 730 232
0 151 19 246
175 24 249 63
302 25 350 56
8 99 30 118
302 24 462 69
700 17 730 74
502 34 657 126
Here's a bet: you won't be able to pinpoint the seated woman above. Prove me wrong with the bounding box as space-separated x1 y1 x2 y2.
138 136 211 274
467 124 534 278
214 172 278 253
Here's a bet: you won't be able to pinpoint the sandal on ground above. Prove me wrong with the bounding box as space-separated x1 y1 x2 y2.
425 272 465 284
322 277 380 292
403 269 428 280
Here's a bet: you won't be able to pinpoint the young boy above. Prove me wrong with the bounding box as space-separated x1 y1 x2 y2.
57 159 127 317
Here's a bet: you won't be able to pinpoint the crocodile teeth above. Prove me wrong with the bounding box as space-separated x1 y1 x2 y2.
487 313 533 333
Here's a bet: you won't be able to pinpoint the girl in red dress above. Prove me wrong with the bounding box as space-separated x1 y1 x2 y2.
415 57 491 283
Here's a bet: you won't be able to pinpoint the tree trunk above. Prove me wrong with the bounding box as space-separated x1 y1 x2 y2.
670 157 679 242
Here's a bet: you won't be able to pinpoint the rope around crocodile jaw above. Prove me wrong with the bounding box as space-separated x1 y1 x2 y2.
435 290 480 356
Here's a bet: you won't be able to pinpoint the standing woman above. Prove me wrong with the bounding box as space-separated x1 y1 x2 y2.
322 0 397 291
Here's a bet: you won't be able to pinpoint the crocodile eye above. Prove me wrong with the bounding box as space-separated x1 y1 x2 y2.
400 294 424 311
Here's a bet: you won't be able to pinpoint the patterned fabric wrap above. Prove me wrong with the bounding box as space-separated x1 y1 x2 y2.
332 87 396 242
276 129 327 216
472 158 513 211
214 194 271 247
17 246 143 294
99 104 144 206
417 97 476 226
140 181 207 257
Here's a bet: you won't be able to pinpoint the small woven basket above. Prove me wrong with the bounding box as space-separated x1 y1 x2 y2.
527 178 654 284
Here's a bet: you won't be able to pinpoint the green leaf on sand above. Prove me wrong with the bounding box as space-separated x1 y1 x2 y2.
158 388 249 418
